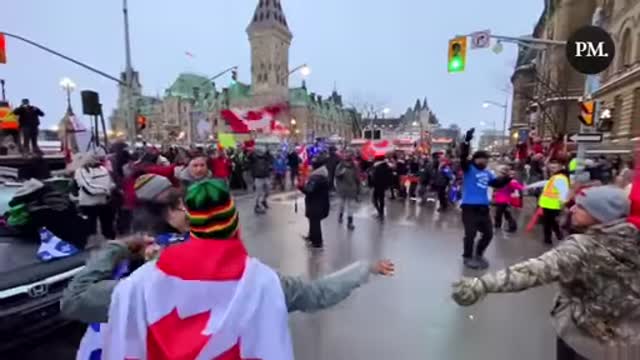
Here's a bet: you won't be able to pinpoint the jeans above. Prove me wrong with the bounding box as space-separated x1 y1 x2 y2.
461 205 493 258
494 203 516 230
254 177 270 208
308 218 323 247
372 188 386 217
339 197 356 217
436 186 448 211
542 208 563 244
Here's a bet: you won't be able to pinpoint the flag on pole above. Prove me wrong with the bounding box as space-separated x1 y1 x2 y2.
185 51 195 58
220 104 287 134
0 34 6 64
101 237 293 360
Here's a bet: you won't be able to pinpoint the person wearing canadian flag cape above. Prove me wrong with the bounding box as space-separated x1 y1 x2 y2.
63 179 394 359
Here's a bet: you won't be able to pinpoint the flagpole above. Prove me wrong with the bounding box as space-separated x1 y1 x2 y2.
123 0 137 147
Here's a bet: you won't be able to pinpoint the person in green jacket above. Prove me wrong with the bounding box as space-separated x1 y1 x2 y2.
61 179 395 324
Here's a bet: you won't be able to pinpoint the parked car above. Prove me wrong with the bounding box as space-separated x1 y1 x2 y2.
0 182 87 352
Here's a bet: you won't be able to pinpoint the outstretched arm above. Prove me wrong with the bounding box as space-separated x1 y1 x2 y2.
452 238 585 306
460 128 475 172
279 260 394 313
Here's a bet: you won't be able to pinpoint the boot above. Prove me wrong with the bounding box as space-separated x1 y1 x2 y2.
262 199 270 209
338 212 344 224
347 216 355 230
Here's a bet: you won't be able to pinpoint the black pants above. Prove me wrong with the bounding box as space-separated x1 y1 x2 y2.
290 168 298 188
556 338 586 360
542 208 563 244
372 188 386 217
461 206 493 258
494 204 516 231
21 126 39 154
308 217 323 247
436 186 448 211
81 204 116 240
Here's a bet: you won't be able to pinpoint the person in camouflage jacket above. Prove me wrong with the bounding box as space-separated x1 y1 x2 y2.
452 186 640 360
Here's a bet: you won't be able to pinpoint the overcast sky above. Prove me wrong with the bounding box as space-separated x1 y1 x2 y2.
3 0 542 131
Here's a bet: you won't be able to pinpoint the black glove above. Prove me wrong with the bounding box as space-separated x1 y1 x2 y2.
464 128 475 143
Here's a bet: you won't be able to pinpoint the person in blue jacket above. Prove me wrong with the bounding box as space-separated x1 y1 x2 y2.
459 128 511 270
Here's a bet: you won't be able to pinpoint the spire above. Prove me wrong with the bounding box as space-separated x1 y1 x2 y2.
247 0 291 38
414 99 421 112
422 97 428 110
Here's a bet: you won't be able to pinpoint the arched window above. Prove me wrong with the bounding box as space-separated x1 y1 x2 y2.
266 11 271 19
259 13 264 21
259 0 264 8
619 28 632 70
636 32 640 61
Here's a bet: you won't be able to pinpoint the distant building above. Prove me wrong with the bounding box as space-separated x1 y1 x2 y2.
478 129 508 153
360 98 440 139
110 0 360 145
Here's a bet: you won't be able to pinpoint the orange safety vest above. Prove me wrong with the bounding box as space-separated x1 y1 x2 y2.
538 174 569 210
0 106 18 130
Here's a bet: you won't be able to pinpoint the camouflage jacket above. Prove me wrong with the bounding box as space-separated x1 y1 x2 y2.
479 219 640 343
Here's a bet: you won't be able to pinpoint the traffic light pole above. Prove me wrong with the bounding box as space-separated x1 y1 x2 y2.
123 0 137 147
575 7 604 181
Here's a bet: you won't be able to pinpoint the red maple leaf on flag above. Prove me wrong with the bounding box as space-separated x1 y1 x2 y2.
214 340 262 360
147 308 212 360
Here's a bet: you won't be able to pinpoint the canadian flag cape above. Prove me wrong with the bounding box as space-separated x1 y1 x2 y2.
99 237 293 360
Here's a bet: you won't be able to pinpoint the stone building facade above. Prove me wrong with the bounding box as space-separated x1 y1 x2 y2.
509 0 600 140
110 0 359 145
592 0 640 145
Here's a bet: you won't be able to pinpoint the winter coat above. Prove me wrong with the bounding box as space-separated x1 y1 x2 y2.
335 160 360 199
61 240 372 324
74 166 115 206
210 156 231 179
493 179 524 205
371 161 393 190
302 166 330 220
325 153 340 187
250 151 273 179
476 220 640 359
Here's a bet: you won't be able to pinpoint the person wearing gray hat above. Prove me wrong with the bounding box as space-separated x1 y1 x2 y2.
452 185 640 359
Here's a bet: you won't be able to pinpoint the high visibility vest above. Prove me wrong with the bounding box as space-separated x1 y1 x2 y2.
569 158 577 173
0 106 18 130
538 174 569 210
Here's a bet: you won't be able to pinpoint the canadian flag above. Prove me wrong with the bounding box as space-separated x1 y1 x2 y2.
361 140 394 161
220 104 287 134
100 237 294 360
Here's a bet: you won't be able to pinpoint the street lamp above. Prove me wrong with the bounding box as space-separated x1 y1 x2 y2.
289 64 311 77
482 99 509 146
290 118 297 126
59 77 76 114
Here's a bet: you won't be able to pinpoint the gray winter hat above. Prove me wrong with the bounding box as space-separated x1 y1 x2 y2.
134 174 173 201
575 185 630 224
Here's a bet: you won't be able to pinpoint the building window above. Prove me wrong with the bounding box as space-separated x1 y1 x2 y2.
613 95 624 137
619 28 632 70
259 0 264 7
637 33 640 62
632 88 640 137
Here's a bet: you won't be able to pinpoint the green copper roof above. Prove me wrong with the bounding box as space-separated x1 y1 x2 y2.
289 87 310 106
228 81 252 101
166 73 215 100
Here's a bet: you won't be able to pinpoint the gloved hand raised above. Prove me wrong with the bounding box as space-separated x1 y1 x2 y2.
464 128 475 143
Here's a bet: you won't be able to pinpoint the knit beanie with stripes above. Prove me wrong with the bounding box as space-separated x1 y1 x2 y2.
185 179 239 239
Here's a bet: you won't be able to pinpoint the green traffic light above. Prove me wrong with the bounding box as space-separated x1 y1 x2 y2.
449 56 464 73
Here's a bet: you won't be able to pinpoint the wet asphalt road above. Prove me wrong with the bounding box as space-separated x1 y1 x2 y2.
9 191 556 360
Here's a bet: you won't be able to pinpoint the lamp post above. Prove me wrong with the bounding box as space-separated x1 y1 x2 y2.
59 77 76 114
0 79 5 101
482 99 508 147
289 64 311 77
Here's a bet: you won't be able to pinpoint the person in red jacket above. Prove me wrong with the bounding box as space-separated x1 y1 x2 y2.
210 148 232 183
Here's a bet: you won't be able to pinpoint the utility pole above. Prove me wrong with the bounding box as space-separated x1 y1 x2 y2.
123 0 137 146
576 6 604 180
0 79 5 101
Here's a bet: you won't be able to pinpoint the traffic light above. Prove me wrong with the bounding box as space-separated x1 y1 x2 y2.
0 34 6 64
448 37 467 73
578 100 595 127
231 69 238 84
597 107 613 132
136 115 147 131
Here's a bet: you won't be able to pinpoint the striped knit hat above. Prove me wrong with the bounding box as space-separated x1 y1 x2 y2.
185 180 239 239
135 174 173 201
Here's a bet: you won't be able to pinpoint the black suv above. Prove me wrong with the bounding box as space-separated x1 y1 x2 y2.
0 182 87 352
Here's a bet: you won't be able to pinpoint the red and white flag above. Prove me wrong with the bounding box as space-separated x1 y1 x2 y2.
101 237 293 360
220 104 287 134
